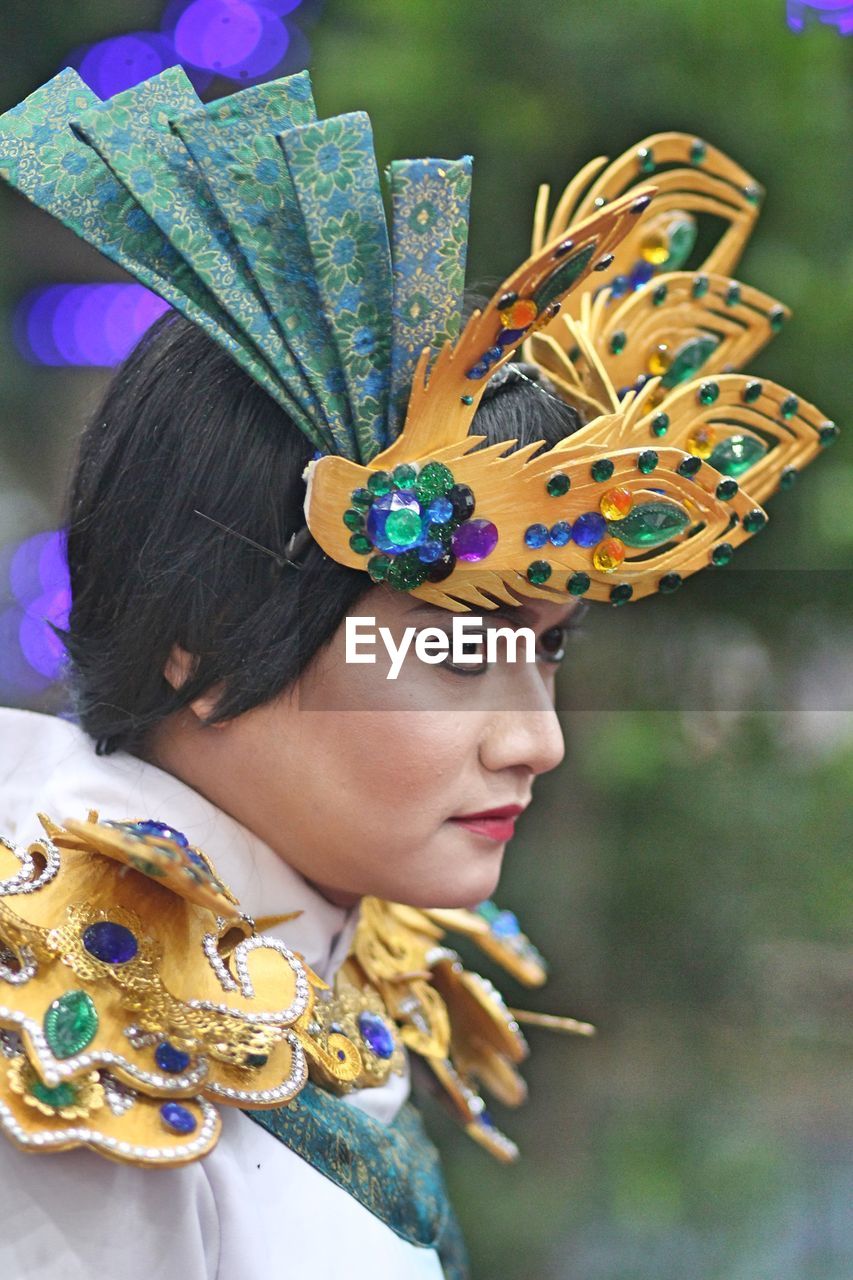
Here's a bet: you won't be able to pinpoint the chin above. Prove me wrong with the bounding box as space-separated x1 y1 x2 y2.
395 858 504 912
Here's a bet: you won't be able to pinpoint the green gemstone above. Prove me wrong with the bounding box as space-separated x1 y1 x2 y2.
664 218 697 270
743 183 762 205
533 243 597 311
342 508 364 532
367 554 391 582
691 274 709 299
415 461 455 502
660 336 719 387
567 572 590 596
461 394 474 406
546 472 571 497
637 449 658 474
652 282 668 306
658 573 683 594
610 584 633 605
609 500 691 548
698 381 719 406
708 434 768 476
609 330 627 355
743 509 767 533
711 542 734 566
568 345 581 362
780 395 799 420
527 560 552 585
725 283 741 306
387 550 430 591
367 470 392 496
743 380 763 404
689 139 707 165
779 467 798 490
349 533 373 555
385 509 423 544
768 306 786 332
716 478 739 500
44 990 98 1059
819 421 839 447
677 456 702 477
591 458 614 482
636 146 655 174
651 413 670 437
350 487 374 510
392 463 418 489
30 1078 77 1108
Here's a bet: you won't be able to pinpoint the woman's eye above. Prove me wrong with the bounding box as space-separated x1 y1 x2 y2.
538 625 568 663
440 634 491 675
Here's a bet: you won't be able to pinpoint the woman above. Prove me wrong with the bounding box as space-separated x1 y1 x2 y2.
0 63 833 1280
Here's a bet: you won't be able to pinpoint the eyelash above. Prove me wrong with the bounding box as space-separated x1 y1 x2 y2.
440 610 589 677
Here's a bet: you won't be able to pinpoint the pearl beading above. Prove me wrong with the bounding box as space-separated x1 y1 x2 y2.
0 1005 209 1091
0 836 60 895
192 935 310 1025
0 1092 218 1162
203 1031 307 1104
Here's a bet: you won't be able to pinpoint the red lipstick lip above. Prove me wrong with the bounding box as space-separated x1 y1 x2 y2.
450 804 526 820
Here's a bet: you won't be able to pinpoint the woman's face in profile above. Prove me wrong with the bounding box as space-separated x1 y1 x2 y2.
155 585 583 910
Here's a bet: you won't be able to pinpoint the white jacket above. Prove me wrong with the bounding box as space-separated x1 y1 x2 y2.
0 708 447 1280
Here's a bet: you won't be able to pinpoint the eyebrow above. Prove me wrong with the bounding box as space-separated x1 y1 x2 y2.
405 599 584 627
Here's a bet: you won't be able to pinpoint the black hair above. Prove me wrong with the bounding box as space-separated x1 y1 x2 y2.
62 308 582 755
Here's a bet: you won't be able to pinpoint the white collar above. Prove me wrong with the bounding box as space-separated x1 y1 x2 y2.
0 708 360 982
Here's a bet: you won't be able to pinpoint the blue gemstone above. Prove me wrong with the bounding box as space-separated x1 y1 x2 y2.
155 1041 191 1074
129 820 189 848
480 1108 496 1129
492 910 520 938
358 1011 395 1060
572 512 608 547
160 1101 197 1135
524 523 549 549
549 521 573 547
82 921 138 965
366 490 422 552
497 326 526 347
426 496 453 524
628 260 655 289
416 539 445 564
609 274 630 299
186 849 206 869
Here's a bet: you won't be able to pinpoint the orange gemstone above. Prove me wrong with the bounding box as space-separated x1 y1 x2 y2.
687 426 716 458
599 487 634 520
647 344 671 376
593 538 626 572
500 298 539 328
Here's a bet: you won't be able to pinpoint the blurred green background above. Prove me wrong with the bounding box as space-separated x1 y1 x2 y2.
0 2 851 1278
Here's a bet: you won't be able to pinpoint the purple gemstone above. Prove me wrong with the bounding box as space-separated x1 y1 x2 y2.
451 519 498 562
160 1101 197 1135
572 512 607 548
82 921 138 965
358 1011 394 1060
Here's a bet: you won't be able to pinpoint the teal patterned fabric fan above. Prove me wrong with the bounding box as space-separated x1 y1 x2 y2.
0 65 473 464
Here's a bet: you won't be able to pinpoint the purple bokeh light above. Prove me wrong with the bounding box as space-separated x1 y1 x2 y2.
4 531 71 686
14 285 171 368
77 33 176 98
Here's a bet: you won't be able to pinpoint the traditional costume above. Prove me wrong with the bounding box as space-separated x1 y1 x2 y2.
0 63 835 1279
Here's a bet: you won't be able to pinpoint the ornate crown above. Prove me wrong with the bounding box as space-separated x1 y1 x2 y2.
0 68 837 611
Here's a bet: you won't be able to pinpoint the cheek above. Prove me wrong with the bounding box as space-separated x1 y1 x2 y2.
308 709 477 843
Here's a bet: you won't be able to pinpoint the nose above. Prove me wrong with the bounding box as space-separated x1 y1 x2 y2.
478 683 566 779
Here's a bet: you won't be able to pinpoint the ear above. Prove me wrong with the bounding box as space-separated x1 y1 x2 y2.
163 644 227 725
